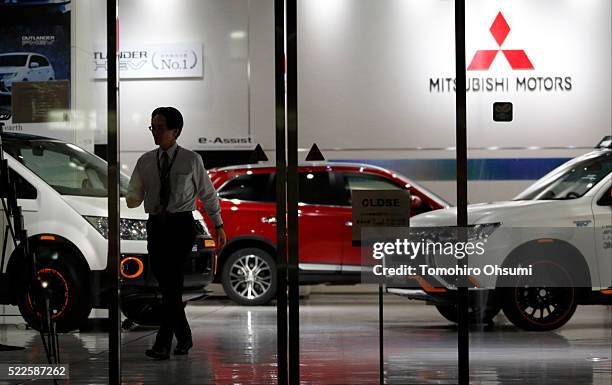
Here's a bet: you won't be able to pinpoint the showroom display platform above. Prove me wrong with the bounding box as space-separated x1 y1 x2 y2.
0 294 610 384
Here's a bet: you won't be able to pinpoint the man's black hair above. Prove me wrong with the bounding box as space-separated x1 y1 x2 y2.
152 106 184 138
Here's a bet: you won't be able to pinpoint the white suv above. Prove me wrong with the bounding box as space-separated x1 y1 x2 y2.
0 52 55 95
0 132 216 331
390 137 612 331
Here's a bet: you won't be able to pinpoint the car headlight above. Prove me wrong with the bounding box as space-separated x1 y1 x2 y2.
407 223 501 266
84 216 147 241
0 73 16 80
411 223 501 242
194 219 211 237
468 222 502 242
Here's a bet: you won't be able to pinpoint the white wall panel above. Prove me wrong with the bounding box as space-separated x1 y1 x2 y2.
297 0 611 151
67 0 610 202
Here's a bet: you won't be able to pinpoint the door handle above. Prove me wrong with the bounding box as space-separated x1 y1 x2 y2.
345 221 352 227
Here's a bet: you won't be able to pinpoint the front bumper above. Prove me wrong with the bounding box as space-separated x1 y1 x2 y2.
0 77 14 95
387 286 498 308
92 235 216 307
120 234 216 292
387 287 454 305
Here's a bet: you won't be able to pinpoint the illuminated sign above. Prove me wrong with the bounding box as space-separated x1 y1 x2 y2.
429 11 573 94
93 43 203 79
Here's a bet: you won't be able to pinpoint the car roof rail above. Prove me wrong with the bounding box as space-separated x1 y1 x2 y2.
595 136 611 149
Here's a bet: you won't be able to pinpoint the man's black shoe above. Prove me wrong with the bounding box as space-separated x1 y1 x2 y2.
173 340 193 355
145 347 170 360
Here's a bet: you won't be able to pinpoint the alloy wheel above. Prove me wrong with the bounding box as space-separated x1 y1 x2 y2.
514 286 574 325
228 254 272 300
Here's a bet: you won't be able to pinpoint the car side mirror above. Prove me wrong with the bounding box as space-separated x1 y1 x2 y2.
29 62 39 69
598 190 612 206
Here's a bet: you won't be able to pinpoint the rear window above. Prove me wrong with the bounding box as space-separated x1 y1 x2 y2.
218 171 348 206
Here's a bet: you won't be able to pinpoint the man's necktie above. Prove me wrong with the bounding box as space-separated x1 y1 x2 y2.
160 151 170 209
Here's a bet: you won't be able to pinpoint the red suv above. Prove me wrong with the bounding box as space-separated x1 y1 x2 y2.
198 162 449 305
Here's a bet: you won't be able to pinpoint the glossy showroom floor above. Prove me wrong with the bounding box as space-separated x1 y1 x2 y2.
0 293 610 384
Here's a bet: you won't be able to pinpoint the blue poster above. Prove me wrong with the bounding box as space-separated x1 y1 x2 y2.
0 1 71 115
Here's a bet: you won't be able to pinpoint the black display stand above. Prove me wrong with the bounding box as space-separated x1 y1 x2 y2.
0 118 25 352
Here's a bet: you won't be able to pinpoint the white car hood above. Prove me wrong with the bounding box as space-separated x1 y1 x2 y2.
60 195 204 221
411 200 582 227
61 195 147 220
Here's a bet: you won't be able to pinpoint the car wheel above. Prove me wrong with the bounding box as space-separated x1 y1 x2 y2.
221 248 277 306
501 260 577 331
17 261 91 333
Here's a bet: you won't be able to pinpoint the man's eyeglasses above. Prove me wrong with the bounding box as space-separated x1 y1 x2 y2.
148 125 176 132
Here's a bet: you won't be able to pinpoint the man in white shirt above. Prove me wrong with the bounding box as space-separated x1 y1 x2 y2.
127 106 226 360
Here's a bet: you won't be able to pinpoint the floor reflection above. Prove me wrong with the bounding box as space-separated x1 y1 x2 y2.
0 295 609 384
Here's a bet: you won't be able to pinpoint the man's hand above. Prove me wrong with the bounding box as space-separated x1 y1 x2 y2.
215 227 227 250
126 196 142 208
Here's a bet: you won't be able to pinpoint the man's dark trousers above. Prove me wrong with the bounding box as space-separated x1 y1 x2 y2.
146 212 196 350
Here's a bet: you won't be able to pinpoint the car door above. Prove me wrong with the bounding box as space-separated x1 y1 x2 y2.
215 172 277 245
339 172 408 270
36 56 53 80
297 171 346 271
592 182 612 289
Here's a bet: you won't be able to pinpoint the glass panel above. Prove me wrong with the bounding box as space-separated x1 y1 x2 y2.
0 0 110 383
344 173 405 191
218 173 275 202
298 171 346 205
117 0 277 383
466 1 612 384
515 152 611 200
5 139 129 196
297 0 458 383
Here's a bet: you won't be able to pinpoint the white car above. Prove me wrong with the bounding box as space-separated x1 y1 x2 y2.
0 52 55 96
390 136 612 331
0 132 216 331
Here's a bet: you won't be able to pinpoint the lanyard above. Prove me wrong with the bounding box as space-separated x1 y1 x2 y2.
156 146 180 179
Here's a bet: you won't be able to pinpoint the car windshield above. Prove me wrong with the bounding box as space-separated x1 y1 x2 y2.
514 150 611 200
3 138 130 197
0 54 28 67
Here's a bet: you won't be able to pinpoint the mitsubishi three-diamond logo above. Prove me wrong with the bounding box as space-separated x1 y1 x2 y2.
468 12 534 71
428 10 572 93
